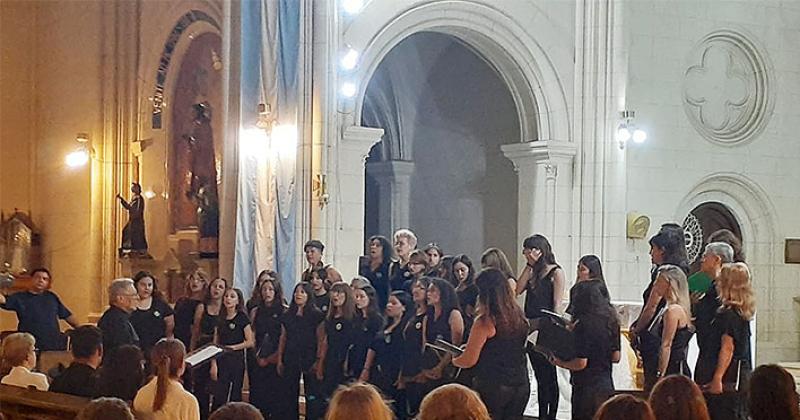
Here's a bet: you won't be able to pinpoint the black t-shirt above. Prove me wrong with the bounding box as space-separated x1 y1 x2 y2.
98 306 140 359
370 322 405 387
571 315 620 386
695 307 752 385
457 284 479 312
401 312 426 377
253 304 285 357
324 316 355 368
281 307 325 369
130 298 174 354
390 262 413 292
314 292 330 314
1 291 72 350
694 281 721 358
50 362 98 398
361 261 391 310
348 312 385 376
217 311 250 346
173 297 202 348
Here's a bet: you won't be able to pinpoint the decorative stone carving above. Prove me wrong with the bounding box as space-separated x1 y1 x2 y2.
682 213 704 263
683 29 773 146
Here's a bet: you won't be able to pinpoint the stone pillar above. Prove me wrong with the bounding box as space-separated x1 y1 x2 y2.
366 160 415 236
331 126 384 280
501 140 576 269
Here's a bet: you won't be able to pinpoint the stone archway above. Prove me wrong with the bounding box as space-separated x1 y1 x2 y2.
675 172 780 362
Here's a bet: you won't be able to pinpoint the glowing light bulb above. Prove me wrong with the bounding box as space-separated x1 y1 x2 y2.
65 149 89 167
342 0 364 15
633 129 647 143
340 82 357 98
616 126 632 143
340 49 359 71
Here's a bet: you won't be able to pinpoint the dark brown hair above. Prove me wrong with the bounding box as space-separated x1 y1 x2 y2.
748 364 800 420
475 268 527 337
594 395 655 420
649 375 709 420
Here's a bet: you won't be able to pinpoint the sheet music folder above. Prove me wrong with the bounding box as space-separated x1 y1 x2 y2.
184 344 224 368
424 338 464 357
528 311 576 361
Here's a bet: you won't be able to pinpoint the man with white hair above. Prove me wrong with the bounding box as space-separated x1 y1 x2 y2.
390 228 417 291
97 278 140 361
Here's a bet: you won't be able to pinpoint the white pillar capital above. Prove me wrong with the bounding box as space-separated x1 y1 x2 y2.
341 126 385 164
500 140 577 171
366 160 415 180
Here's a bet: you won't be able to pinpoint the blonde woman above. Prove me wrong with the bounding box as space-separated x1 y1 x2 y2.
702 262 755 420
133 338 200 420
325 382 393 420
0 332 49 390
655 265 694 378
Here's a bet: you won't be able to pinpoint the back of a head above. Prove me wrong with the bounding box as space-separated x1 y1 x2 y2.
76 397 135 420
70 325 103 359
595 395 655 420
209 402 264 420
649 375 710 420
1 332 35 375
749 364 800 420
325 382 393 420
419 383 490 420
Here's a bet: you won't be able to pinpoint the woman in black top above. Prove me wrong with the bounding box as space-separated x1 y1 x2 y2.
310 268 331 313
130 271 175 366
403 250 430 291
362 291 413 419
515 234 565 420
316 282 357 409
654 265 694 378
277 282 325 420
420 278 464 395
453 254 478 323
246 270 279 312
190 277 225 418
423 243 443 276
210 287 254 411
360 235 394 309
552 280 620 420
400 277 430 417
701 262 754 420
174 269 209 350
454 268 530 420
349 285 385 379
248 276 286 418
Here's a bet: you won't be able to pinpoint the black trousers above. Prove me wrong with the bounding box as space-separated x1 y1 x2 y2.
193 364 212 420
571 376 614 420
249 363 283 418
705 392 748 420
474 378 530 420
280 363 324 420
211 352 245 412
527 349 558 420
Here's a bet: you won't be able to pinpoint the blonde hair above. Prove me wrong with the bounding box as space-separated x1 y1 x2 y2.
325 382 393 420
419 383 490 420
0 332 35 375
717 262 756 320
151 339 186 412
657 264 692 322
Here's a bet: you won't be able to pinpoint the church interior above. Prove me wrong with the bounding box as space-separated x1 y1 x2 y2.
2 0 800 419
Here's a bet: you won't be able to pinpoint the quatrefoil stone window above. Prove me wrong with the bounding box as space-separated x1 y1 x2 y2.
683 29 773 146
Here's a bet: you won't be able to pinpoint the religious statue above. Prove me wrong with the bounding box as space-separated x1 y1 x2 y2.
117 182 149 257
196 180 219 239
1 210 36 275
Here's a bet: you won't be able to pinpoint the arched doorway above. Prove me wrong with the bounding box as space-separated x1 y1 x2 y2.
362 32 519 265
683 201 744 273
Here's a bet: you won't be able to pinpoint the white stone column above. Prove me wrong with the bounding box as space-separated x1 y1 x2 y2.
502 140 576 269
366 160 415 236
331 126 384 280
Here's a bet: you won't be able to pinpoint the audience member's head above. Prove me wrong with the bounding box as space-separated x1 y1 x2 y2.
419 383 490 420
209 402 265 420
649 375 710 420
748 364 800 420
96 344 144 401
595 395 655 420
0 332 36 375
151 339 186 412
325 382 393 420
69 325 103 365
76 397 135 420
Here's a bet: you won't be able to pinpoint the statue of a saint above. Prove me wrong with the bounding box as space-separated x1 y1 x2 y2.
196 182 219 239
117 182 148 257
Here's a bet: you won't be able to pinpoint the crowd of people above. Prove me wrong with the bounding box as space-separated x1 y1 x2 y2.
0 225 794 420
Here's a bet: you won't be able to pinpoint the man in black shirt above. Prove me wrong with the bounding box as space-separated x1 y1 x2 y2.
51 325 103 397
97 278 140 361
0 268 79 350
694 242 734 384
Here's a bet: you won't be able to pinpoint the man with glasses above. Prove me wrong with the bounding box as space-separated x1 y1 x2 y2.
97 278 140 362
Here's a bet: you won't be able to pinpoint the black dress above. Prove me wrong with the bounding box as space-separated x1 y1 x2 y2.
347 312 385 378
248 304 286 418
666 326 694 376
401 312 427 416
473 327 530 420
322 316 355 396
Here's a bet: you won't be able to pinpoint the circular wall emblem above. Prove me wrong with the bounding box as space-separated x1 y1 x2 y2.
683 213 704 263
683 29 773 146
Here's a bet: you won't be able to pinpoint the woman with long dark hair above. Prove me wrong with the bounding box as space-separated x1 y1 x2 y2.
515 234 564 420
552 280 620 420
360 235 394 309
405 250 430 291
748 364 800 420
246 270 279 312
133 338 200 420
361 290 413 419
248 275 286 418
424 243 444 276
277 282 325 420
316 282 357 411
632 227 691 391
453 254 478 320
348 285 385 379
566 255 609 316
453 269 529 420
419 278 464 396
190 277 225 418
209 288 254 411
400 277 431 417
130 271 175 365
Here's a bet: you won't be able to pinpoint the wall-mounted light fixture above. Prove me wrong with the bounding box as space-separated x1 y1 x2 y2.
65 133 91 168
616 110 647 150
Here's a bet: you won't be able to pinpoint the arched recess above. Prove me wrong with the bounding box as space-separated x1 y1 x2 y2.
345 0 571 143
675 173 780 358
